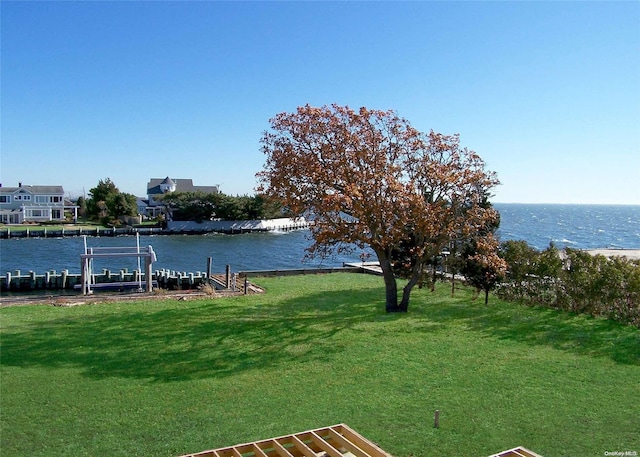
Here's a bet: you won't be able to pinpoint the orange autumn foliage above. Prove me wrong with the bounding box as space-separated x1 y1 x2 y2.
258 104 499 312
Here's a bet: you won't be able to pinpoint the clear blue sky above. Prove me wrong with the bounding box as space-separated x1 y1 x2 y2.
2 1 639 204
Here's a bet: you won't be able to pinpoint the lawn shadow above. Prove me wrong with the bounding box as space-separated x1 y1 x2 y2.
416 287 640 366
0 285 402 383
3 281 635 385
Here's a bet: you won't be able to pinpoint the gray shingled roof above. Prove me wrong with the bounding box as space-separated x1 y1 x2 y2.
146 178 218 195
0 185 64 194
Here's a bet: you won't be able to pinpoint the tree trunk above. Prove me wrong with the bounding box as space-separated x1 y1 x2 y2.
377 252 401 312
451 273 456 296
484 288 489 305
431 258 437 292
399 262 424 311
399 283 412 312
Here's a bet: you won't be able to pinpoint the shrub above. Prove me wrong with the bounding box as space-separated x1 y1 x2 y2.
498 241 640 327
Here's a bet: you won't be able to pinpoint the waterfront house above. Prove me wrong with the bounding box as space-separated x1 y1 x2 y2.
136 197 149 217
143 177 220 218
0 183 78 224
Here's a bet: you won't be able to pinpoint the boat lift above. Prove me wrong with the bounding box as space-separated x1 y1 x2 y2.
80 234 157 295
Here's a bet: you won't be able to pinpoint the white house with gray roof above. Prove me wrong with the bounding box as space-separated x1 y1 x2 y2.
0 183 78 224
143 177 220 217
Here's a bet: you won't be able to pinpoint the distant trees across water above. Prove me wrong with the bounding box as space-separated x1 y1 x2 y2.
81 178 283 226
156 192 283 222
82 178 138 226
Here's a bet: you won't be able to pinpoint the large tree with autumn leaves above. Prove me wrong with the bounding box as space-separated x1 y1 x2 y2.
258 104 500 312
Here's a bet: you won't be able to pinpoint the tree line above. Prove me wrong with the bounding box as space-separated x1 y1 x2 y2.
156 191 282 222
406 237 639 327
76 178 138 226
77 178 282 226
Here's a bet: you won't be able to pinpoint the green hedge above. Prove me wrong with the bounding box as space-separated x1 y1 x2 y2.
497 241 640 327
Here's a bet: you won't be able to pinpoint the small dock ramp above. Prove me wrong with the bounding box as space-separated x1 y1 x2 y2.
343 261 382 275
207 274 264 294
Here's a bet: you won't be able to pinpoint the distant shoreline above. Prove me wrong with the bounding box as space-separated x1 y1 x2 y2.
0 218 309 239
584 249 640 260
493 202 640 206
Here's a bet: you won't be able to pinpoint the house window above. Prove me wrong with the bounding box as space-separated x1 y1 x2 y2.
0 195 9 203
15 195 31 201
26 209 49 218
52 209 62 219
34 195 63 204
1 213 20 223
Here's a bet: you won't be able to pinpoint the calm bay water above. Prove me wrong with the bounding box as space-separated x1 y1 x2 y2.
1 204 639 275
0 230 358 275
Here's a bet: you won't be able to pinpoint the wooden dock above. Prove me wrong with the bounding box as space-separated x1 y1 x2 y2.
343 261 383 275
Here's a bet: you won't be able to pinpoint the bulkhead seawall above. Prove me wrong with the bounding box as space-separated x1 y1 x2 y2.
1 268 211 293
165 217 309 234
0 218 310 238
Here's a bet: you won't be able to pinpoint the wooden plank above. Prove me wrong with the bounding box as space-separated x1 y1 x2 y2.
233 444 256 455
309 431 344 457
269 439 296 457
518 448 542 457
520 449 544 457
183 451 221 457
251 443 270 457
291 435 319 457
206 447 242 457
488 447 544 457
213 449 236 457
333 424 392 457
323 427 373 457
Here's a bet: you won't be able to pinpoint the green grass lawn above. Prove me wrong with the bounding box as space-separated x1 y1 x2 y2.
0 222 105 232
1 274 638 457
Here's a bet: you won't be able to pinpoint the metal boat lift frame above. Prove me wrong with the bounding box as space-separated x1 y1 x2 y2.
80 234 157 295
